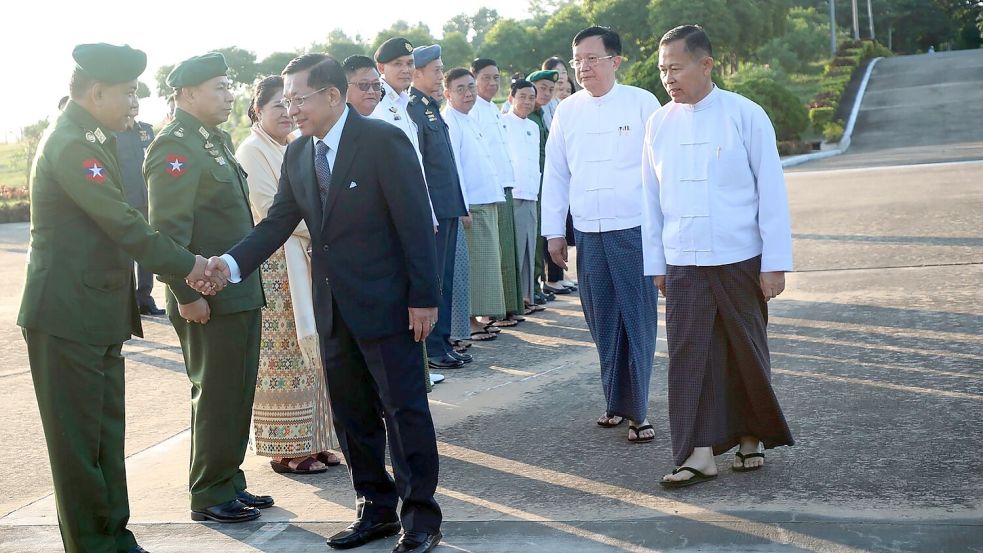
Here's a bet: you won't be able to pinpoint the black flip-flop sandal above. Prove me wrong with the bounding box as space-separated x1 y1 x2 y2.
482 324 502 334
733 451 765 472
490 318 519 328
469 330 498 341
596 414 625 428
660 467 717 488
627 424 655 443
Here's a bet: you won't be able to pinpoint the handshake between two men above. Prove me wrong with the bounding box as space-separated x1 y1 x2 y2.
180 256 438 342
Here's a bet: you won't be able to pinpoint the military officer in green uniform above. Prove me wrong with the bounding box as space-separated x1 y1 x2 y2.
18 43 220 553
145 53 272 523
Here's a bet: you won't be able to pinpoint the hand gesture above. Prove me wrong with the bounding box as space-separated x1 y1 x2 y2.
759 271 786 302
408 307 438 343
185 255 227 295
547 237 568 270
179 298 211 324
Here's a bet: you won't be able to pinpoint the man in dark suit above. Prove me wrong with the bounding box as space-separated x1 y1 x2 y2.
203 54 442 553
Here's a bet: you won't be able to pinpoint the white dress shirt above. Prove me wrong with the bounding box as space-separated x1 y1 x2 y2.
641 86 794 275
541 83 662 238
224 107 351 282
503 112 541 201
368 82 438 226
470 96 515 188
370 83 422 165
444 106 505 206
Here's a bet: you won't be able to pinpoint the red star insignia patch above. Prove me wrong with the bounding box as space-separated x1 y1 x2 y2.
164 154 188 176
82 159 107 184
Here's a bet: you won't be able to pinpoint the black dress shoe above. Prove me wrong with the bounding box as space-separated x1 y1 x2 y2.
326 518 401 549
139 304 166 316
428 354 464 370
448 350 473 363
127 547 150 553
236 489 274 509
392 530 442 553
190 499 260 523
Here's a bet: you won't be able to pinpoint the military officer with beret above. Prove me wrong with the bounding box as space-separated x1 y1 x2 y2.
371 37 423 162
407 45 470 370
19 43 218 553
145 52 272 523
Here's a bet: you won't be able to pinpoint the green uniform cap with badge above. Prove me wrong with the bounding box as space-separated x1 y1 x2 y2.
72 43 147 83
166 52 229 88
527 70 559 83
376 37 415 64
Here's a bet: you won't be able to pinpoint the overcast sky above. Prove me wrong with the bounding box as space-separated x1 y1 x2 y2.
0 0 532 141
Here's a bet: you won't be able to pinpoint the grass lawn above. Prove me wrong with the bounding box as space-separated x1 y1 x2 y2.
0 142 28 189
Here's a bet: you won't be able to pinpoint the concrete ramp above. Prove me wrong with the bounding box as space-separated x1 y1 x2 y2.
794 48 983 170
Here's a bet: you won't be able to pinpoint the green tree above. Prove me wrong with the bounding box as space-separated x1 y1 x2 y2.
584 0 658 61
137 81 151 99
755 6 830 72
20 119 49 179
214 46 258 84
311 29 368 61
443 13 472 36
370 21 436 54
479 19 540 75
470 7 502 49
154 64 174 97
439 32 475 70
537 3 591 62
255 51 299 78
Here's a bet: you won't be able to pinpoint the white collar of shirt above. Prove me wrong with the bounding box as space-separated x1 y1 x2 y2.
683 84 719 112
475 96 496 111
383 83 409 108
584 81 620 105
312 105 350 157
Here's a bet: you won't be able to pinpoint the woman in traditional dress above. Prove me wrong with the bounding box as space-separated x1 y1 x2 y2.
236 76 339 474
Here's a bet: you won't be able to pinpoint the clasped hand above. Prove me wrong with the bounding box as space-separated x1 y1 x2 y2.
185 256 233 295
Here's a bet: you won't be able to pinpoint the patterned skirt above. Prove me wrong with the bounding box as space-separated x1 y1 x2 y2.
498 190 524 315
465 203 506 318
253 247 335 458
450 219 472 341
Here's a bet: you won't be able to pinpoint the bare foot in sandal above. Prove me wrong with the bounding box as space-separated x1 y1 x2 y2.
627 419 655 442
732 436 764 471
596 413 624 427
270 455 327 474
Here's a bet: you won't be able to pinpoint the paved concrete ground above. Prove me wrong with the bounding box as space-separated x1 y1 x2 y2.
789 49 983 171
2 51 982 552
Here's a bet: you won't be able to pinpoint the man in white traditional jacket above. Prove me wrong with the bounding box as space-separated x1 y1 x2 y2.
470 58 524 326
642 25 794 489
542 26 662 443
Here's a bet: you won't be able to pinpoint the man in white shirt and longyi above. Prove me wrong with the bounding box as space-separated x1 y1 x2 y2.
542 26 662 444
642 25 794 488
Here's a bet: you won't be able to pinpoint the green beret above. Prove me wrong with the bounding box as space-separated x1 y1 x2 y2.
527 70 559 83
72 43 147 83
167 52 229 88
375 37 414 64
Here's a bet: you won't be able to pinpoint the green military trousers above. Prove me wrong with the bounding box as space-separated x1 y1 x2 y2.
24 329 140 553
169 309 260 510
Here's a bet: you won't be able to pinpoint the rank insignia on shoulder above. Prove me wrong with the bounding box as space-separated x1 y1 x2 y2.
198 127 210 139
421 96 430 106
139 130 150 142
85 131 97 143
204 141 214 149
83 159 107 183
93 128 107 143
164 154 187 176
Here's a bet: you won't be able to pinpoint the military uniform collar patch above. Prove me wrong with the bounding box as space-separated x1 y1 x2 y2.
91 128 107 144
198 126 210 140
421 96 430 106
174 127 185 138
85 131 97 143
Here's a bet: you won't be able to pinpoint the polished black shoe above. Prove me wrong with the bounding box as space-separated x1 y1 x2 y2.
392 530 442 553
448 350 473 363
139 304 166 316
326 518 401 549
236 489 274 509
190 499 260 523
127 547 150 553
428 354 464 370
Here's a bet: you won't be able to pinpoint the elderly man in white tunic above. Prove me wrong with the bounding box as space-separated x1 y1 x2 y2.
642 25 795 488
542 26 662 443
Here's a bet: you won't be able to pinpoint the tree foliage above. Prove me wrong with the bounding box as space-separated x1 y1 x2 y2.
370 21 436 54
439 32 475 70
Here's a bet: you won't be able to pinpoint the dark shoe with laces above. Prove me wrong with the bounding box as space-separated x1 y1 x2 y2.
236 489 274 509
190 499 260 523
326 518 401 549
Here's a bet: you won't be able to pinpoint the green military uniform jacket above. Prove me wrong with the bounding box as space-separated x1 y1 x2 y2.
527 108 549 173
17 102 197 345
145 108 263 315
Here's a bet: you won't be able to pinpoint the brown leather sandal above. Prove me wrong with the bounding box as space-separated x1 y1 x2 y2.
270 456 328 474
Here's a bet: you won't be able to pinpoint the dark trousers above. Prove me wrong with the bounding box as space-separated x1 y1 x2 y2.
426 216 458 358
24 329 139 553
321 306 442 534
169 309 261 510
545 211 575 282
133 206 155 308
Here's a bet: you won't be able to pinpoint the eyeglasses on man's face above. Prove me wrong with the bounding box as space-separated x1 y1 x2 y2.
570 55 615 70
349 80 383 93
450 83 477 95
282 87 327 109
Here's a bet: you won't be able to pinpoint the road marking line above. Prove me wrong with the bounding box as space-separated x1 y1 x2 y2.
773 367 982 401
244 522 289 546
790 158 983 175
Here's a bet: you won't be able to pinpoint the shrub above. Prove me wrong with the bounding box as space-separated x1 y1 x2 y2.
729 76 810 141
823 121 844 143
809 106 835 130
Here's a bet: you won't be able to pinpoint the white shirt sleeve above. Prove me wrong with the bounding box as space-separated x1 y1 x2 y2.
641 114 667 276
445 112 470 208
220 253 242 283
541 111 571 238
748 107 794 272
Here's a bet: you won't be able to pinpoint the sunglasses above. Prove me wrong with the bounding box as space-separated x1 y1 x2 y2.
348 81 383 92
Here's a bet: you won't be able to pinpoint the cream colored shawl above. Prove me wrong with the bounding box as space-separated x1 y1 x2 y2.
236 125 318 345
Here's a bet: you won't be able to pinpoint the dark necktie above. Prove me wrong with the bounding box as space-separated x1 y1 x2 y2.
315 140 332 206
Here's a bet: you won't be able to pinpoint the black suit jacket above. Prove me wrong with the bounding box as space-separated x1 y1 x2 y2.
407 88 468 220
229 107 439 339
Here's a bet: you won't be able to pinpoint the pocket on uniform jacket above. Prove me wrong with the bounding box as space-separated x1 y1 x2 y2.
82 269 129 291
